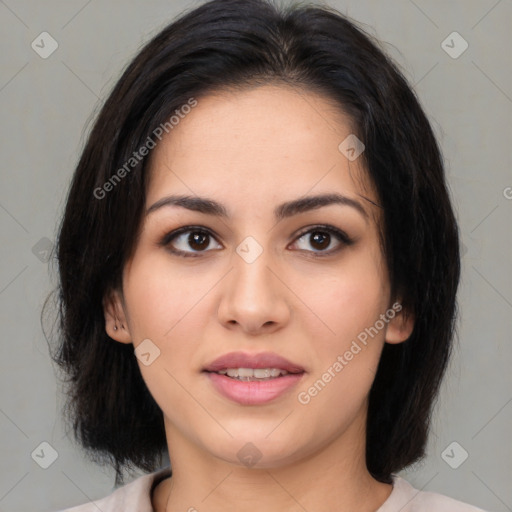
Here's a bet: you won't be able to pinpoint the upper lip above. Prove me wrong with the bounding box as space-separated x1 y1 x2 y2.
203 351 305 374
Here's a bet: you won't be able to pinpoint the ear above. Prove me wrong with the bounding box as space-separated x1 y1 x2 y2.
385 301 414 344
103 288 132 344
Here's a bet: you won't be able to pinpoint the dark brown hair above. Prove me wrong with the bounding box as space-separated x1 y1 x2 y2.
49 0 460 485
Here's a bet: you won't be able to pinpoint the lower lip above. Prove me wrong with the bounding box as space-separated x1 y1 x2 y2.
206 372 304 405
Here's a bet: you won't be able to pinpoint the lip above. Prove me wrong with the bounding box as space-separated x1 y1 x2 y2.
203 351 306 405
206 372 304 405
203 351 305 373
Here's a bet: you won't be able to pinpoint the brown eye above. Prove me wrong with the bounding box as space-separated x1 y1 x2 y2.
290 225 353 255
188 232 210 251
161 227 223 257
309 231 331 251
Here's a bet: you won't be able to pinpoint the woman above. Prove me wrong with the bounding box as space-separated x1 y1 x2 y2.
52 0 487 510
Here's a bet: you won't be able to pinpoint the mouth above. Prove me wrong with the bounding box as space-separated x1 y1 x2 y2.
203 350 305 376
203 352 305 405
214 367 294 381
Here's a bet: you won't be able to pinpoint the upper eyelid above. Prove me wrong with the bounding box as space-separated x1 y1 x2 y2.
162 226 221 246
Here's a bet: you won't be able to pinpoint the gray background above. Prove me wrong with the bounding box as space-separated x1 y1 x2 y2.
0 0 511 511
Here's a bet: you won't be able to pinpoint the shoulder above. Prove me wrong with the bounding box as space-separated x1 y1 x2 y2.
378 476 490 512
55 466 172 512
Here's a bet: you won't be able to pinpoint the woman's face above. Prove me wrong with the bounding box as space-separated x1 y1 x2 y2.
106 85 413 470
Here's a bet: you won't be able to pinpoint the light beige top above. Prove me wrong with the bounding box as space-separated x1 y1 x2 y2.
57 466 489 512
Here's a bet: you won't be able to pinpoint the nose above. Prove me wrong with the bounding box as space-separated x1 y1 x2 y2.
216 247 291 335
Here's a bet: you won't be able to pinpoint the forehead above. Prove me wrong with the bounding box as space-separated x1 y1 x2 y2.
146 85 376 214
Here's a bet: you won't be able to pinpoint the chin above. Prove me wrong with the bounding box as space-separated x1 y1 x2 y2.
196 426 314 470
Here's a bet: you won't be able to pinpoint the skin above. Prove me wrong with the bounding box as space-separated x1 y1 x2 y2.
104 85 414 512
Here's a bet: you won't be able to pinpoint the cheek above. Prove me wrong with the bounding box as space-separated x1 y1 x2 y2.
123 255 213 419
295 260 387 420
123 252 216 340
305 250 389 346
295 250 389 414
123 252 223 406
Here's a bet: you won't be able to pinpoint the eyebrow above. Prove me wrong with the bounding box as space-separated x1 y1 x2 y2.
146 192 369 222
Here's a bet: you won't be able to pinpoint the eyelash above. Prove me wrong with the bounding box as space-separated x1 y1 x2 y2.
158 224 354 258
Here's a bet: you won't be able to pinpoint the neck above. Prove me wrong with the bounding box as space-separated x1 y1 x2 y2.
153 414 392 512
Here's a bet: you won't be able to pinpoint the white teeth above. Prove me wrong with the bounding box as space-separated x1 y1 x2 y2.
236 368 254 378
254 368 281 378
218 368 288 380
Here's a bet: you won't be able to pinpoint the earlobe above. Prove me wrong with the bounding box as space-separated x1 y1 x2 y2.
103 289 132 344
385 304 415 344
